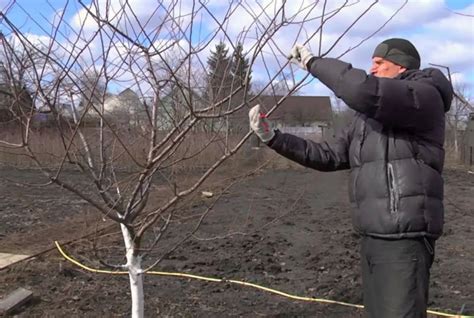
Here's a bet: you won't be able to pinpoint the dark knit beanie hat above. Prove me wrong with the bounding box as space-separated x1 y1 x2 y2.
372 38 420 70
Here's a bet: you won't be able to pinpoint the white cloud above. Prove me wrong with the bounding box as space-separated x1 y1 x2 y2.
451 73 466 87
418 5 474 78
425 4 474 41
22 32 52 47
420 39 473 69
71 6 99 32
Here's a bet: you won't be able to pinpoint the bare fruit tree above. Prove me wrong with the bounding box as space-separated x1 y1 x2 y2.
0 1 406 317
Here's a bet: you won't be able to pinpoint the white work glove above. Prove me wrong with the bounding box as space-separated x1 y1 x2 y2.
249 104 275 143
287 44 314 71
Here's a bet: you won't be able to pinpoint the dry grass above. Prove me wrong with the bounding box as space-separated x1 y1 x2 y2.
3 126 469 174
0 126 275 173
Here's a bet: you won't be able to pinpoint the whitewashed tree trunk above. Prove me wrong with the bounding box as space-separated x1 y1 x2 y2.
454 124 459 158
121 224 144 318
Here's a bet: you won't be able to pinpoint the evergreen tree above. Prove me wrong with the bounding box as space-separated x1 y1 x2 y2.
206 41 252 108
206 41 232 103
231 42 251 91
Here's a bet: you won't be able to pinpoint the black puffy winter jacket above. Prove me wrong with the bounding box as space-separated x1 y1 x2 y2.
268 58 453 239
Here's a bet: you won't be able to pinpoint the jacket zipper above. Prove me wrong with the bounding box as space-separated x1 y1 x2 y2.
387 162 399 214
353 120 367 208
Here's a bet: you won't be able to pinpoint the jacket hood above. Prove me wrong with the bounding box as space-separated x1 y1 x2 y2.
399 68 454 112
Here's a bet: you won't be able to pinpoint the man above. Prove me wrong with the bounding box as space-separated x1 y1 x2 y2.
249 38 453 318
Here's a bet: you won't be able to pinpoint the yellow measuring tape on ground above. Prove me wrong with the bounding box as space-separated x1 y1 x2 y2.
55 242 472 318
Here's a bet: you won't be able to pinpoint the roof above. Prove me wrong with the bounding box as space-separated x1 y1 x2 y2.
102 88 144 114
252 95 333 124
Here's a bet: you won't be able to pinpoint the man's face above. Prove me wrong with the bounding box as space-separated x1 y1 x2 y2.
370 57 407 78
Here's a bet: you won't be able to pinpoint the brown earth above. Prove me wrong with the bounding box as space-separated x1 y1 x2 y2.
0 165 473 317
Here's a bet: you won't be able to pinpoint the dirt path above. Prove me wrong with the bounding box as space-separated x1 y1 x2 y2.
0 167 472 317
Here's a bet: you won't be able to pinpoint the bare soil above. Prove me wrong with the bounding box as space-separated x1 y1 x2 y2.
0 165 473 317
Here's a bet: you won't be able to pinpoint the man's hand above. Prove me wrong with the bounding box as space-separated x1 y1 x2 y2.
249 104 275 143
287 44 314 71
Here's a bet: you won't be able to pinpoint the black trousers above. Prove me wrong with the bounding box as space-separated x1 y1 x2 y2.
361 236 435 318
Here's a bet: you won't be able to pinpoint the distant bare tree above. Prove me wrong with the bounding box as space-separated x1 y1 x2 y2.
0 1 407 317
447 84 472 158
429 63 473 160
252 74 296 97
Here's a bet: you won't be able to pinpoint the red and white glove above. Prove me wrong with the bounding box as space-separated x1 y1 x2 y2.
249 104 275 143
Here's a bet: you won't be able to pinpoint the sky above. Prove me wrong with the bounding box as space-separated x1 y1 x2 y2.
0 0 473 100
